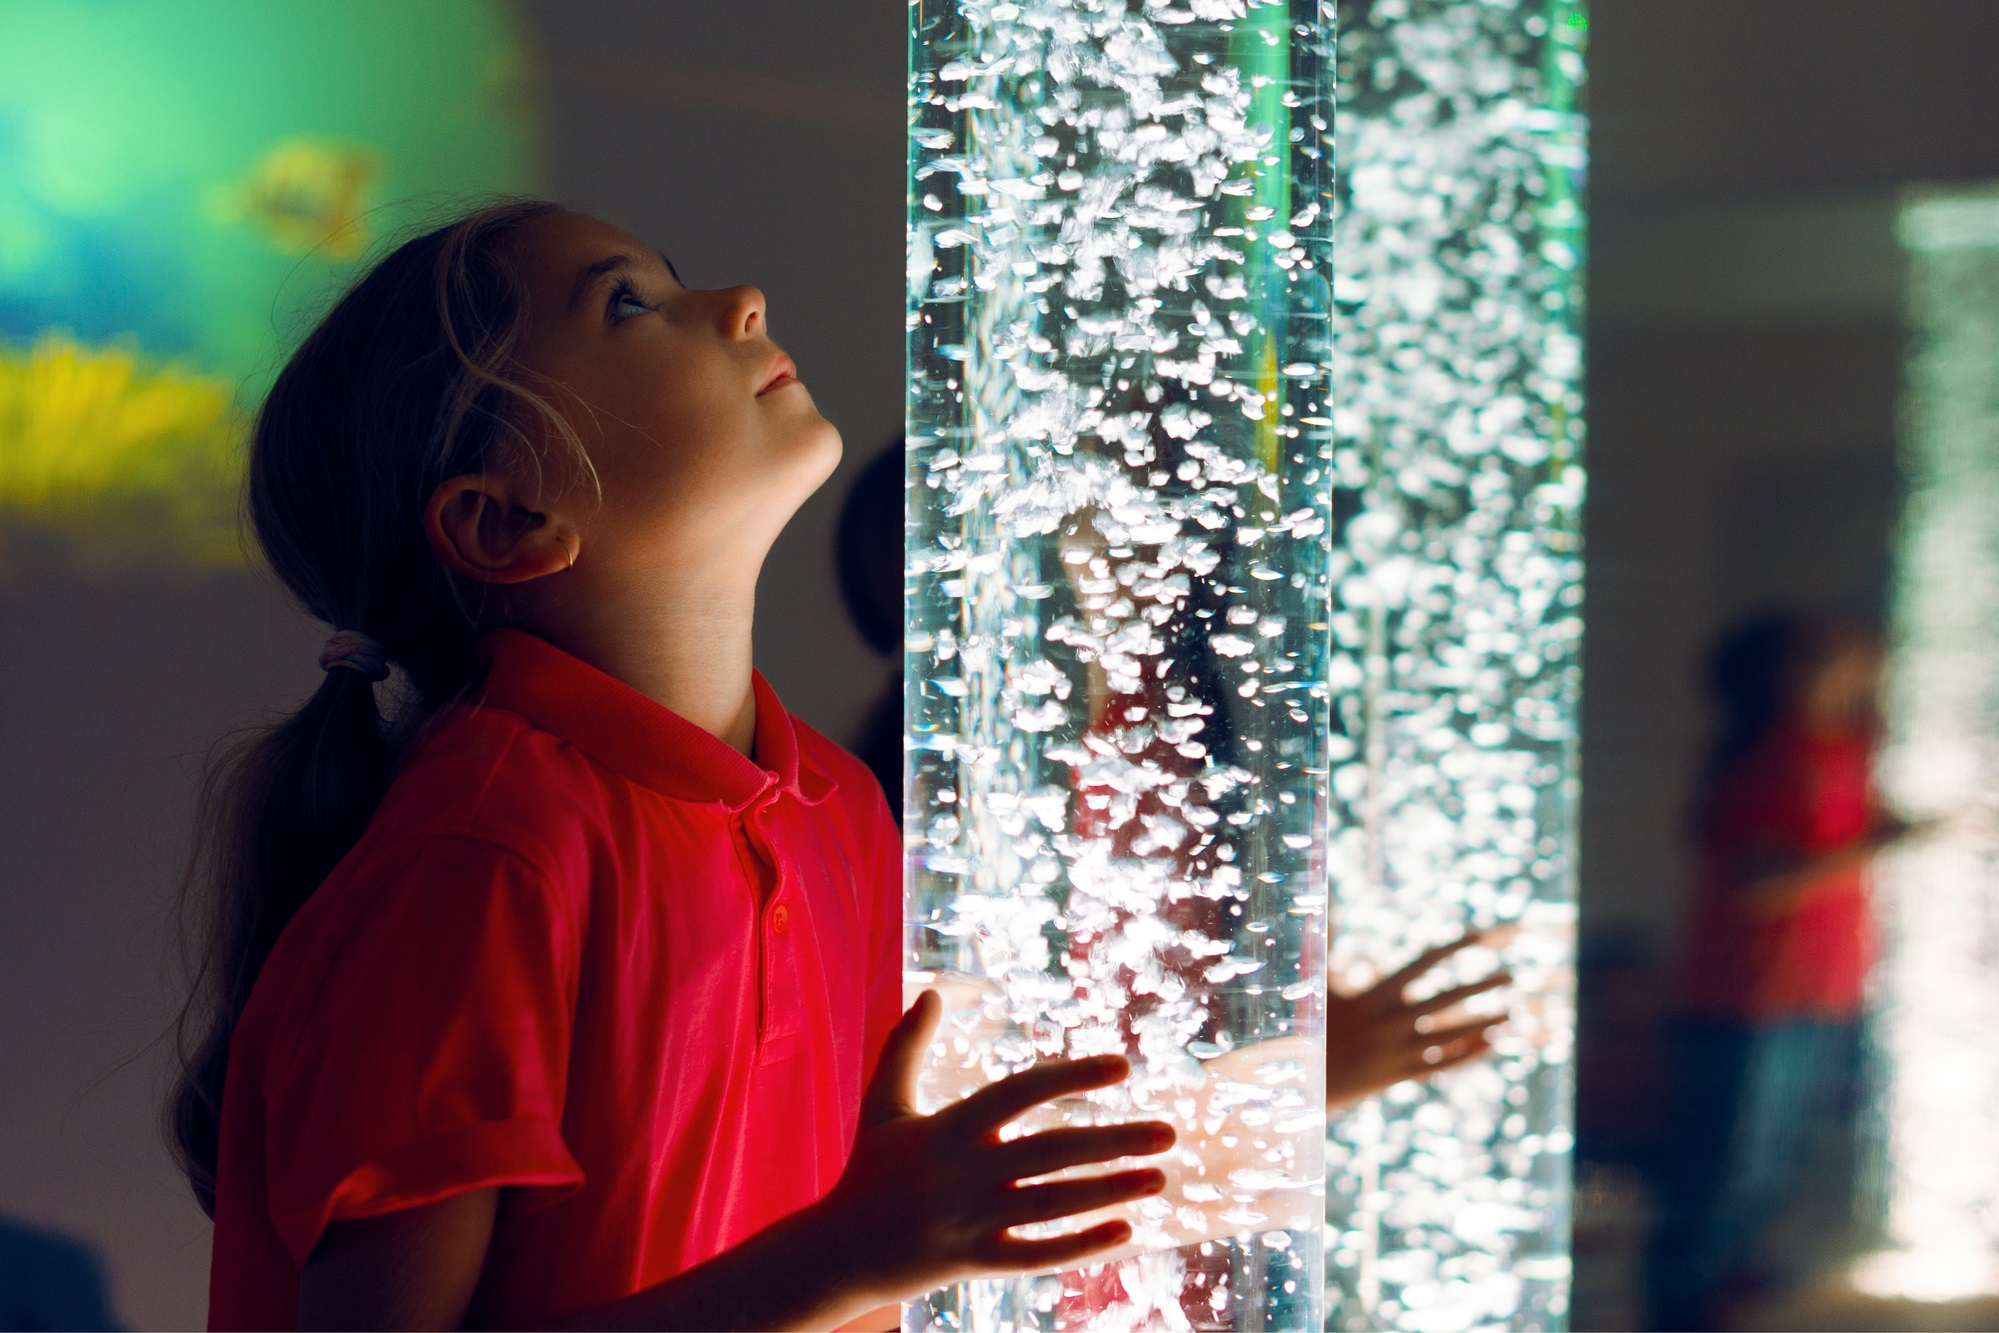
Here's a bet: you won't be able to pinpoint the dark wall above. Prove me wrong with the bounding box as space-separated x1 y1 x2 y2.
1573 0 1999 1192
1592 0 1999 208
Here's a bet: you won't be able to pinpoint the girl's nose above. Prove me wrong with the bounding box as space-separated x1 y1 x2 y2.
713 285 767 339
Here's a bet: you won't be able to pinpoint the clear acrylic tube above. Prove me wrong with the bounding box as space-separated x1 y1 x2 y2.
904 0 1334 1328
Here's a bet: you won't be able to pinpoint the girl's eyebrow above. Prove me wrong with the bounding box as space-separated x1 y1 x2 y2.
569 254 640 313
568 250 683 312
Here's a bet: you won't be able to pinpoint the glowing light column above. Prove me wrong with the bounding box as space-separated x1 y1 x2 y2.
1324 3 1586 1330
905 0 1333 1328
1852 188 1999 1303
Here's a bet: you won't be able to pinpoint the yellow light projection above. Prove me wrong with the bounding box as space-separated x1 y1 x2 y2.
211 139 384 261
0 336 242 564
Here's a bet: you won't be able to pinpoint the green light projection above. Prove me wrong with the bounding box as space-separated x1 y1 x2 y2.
0 0 539 563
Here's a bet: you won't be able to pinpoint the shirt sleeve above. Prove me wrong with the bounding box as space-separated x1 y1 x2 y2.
262 834 587 1266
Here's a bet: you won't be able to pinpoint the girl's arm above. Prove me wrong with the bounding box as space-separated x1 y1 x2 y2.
297 992 1173 1332
1733 812 1920 919
298 1185 901 1331
299 1189 499 1330
916 935 1512 1263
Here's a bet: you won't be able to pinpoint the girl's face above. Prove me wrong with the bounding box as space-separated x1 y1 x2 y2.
510 211 841 582
1795 632 1883 733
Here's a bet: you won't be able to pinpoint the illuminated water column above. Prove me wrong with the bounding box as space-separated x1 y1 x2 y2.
905 1 1333 1329
1324 3 1586 1331
1851 188 1999 1304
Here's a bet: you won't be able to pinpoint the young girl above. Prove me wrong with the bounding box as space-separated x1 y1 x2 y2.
170 200 1179 1331
1650 612 1917 1329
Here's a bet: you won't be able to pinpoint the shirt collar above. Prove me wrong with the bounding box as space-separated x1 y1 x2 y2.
472 629 833 810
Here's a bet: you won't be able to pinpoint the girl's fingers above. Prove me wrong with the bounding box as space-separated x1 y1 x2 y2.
1408 1033 1494 1078
949 1055 1130 1135
1409 1017 1502 1051
991 1168 1166 1227
1378 930 1486 993
982 1219 1133 1273
1407 972 1511 1019
985 1122 1176 1182
860 990 942 1126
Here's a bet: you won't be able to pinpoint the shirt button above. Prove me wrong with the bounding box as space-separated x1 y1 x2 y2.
771 903 790 935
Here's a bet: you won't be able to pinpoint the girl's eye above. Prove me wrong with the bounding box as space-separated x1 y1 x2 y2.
610 289 650 322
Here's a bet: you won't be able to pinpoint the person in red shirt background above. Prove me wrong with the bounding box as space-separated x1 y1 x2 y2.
1648 611 1921 1331
169 200 1181 1332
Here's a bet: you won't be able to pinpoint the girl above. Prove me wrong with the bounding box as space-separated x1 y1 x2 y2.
170 200 1177 1332
1650 612 1918 1329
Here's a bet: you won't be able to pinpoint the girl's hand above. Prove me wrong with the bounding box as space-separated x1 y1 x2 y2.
297 994 1170 1332
1326 930 1510 1109
816 991 1177 1309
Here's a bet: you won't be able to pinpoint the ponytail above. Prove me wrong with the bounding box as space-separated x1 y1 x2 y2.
172 669 394 1210
168 199 578 1214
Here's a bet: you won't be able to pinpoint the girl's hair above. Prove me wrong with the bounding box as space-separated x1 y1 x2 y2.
168 198 582 1216
1705 612 1814 770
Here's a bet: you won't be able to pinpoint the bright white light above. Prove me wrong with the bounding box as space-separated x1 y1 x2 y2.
1858 186 1999 1305
1324 2 1586 1330
1851 1248 1999 1305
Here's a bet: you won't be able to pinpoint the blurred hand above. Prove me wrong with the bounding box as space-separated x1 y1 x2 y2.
1326 930 1511 1109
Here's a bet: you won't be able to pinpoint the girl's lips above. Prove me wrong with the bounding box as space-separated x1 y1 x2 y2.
756 354 800 396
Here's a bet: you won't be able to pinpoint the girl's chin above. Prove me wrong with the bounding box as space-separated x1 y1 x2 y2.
737 435 843 524
789 419 845 484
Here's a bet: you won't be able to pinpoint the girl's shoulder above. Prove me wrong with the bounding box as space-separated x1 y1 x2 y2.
368 696 621 876
239 701 609 1075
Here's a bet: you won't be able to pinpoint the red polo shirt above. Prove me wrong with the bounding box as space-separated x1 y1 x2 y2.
208 630 901 1330
1678 723 1877 1021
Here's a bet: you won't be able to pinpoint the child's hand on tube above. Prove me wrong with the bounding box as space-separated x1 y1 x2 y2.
815 990 1176 1307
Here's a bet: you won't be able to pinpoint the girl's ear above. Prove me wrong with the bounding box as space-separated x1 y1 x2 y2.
424 474 578 585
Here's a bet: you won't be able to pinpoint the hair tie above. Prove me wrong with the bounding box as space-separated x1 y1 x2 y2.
319 630 390 682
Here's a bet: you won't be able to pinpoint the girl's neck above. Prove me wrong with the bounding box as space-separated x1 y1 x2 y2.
519 574 761 757
1787 706 1867 744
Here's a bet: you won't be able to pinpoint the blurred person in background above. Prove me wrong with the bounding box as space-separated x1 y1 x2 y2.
1649 611 1921 1330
